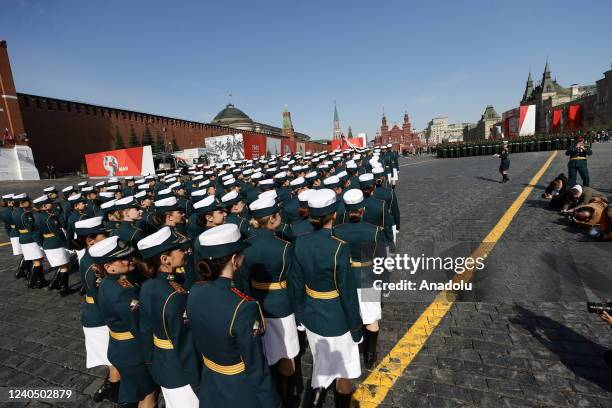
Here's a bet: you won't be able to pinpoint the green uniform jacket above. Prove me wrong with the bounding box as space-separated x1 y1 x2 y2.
67 211 87 250
97 274 146 367
79 250 107 327
187 277 279 408
363 196 394 244
227 213 249 236
139 273 200 388
13 208 41 245
282 196 301 224
239 229 294 318
35 211 67 249
291 218 314 237
186 211 206 240
374 186 400 230
113 221 146 249
290 228 362 341
2 206 14 236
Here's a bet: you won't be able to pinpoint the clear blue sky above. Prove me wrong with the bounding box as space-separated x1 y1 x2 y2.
2 0 611 140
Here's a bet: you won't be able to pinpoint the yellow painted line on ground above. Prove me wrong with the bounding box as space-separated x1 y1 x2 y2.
353 150 558 407
0 241 11 247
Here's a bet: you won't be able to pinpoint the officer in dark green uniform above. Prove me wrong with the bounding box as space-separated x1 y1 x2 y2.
13 194 48 288
66 193 88 250
33 195 72 296
138 227 200 408
239 197 299 406
372 166 400 241
334 189 386 369
82 187 101 217
74 217 121 404
113 196 146 249
283 177 308 224
2 194 28 279
359 173 394 244
566 136 593 186
291 190 315 238
91 236 158 407
122 177 136 197
290 188 361 408
188 223 279 408
43 186 64 226
99 199 122 232
221 191 249 236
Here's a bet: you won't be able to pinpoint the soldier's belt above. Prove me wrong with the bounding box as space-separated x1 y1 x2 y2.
351 260 373 267
202 355 245 375
305 285 339 299
84 296 95 304
18 229 29 234
570 157 587 160
109 330 135 341
42 233 55 238
251 280 287 290
153 334 174 349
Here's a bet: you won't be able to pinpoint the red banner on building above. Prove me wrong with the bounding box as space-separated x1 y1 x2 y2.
85 146 154 177
566 104 582 131
329 137 365 150
552 109 563 132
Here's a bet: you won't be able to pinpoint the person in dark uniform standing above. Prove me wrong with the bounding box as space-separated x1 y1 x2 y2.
74 217 121 404
290 189 362 408
13 194 48 288
32 195 72 296
221 191 249 236
239 197 300 406
113 196 146 249
334 189 386 369
566 136 593 186
291 190 315 238
3 194 27 279
188 223 279 408
138 227 200 408
91 236 158 408
496 140 510 183
66 193 88 250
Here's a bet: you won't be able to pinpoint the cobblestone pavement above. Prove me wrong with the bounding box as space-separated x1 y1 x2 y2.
0 147 611 407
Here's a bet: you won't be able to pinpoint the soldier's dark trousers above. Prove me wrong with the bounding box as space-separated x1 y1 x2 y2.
568 162 589 187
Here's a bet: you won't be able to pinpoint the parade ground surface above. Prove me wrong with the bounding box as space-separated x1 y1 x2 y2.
0 145 611 408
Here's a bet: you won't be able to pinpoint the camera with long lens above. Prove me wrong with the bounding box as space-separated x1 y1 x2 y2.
586 302 612 314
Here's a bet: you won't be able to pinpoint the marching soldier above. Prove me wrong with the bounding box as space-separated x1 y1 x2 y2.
497 140 510 183
290 189 362 407
291 190 315 237
43 186 64 225
188 224 279 407
74 217 121 404
66 193 88 250
334 189 386 369
33 195 72 296
221 191 249 236
82 186 101 217
359 174 394 244
566 136 593 186
91 236 158 407
13 194 48 288
137 227 200 408
3 194 28 279
239 197 300 405
113 196 146 248
372 167 400 242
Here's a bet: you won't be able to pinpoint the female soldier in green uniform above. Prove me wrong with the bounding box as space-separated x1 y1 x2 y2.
497 140 510 183
91 236 158 408
290 188 362 408
239 197 299 405
221 191 249 236
33 195 72 296
188 223 279 408
13 194 48 288
113 196 146 248
137 227 200 408
74 217 121 404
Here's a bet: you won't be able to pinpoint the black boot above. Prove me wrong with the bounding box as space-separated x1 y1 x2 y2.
58 271 71 297
15 257 27 279
304 386 329 408
276 373 294 408
364 330 379 369
48 269 61 291
333 388 352 408
29 265 48 289
93 378 120 403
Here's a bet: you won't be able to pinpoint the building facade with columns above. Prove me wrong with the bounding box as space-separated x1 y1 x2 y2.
373 112 420 151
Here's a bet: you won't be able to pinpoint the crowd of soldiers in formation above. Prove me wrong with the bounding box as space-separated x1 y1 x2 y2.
0 144 401 408
541 136 611 238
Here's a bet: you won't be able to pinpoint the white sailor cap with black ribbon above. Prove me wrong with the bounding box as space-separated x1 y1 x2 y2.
43 186 57 193
134 191 150 202
169 181 184 191
336 170 348 181
308 188 338 216
249 197 279 218
197 223 250 260
297 189 314 208
343 188 365 211
258 189 277 201
221 174 234 181
358 173 375 188
81 186 95 193
100 199 117 214
190 188 208 199
89 235 135 264
305 171 319 181
32 195 51 206
98 191 116 203
198 179 212 188
61 186 74 194
137 226 189 260
67 193 86 205
323 175 340 189
125 176 134 181
192 195 220 214
1 193 14 201
95 181 106 187
74 216 109 237
135 178 146 185
273 171 288 182
221 191 242 208
289 177 306 189
192 175 204 182
115 196 139 211
223 178 237 188
77 181 89 187
154 196 181 213
372 166 385 176
155 187 173 200
137 184 150 191
12 193 29 202
258 179 275 190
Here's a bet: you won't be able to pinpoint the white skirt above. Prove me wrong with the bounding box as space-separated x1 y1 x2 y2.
44 247 70 267
262 314 300 366
357 288 382 325
305 328 361 388
83 325 111 368
10 237 22 255
21 242 45 260
161 385 199 408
